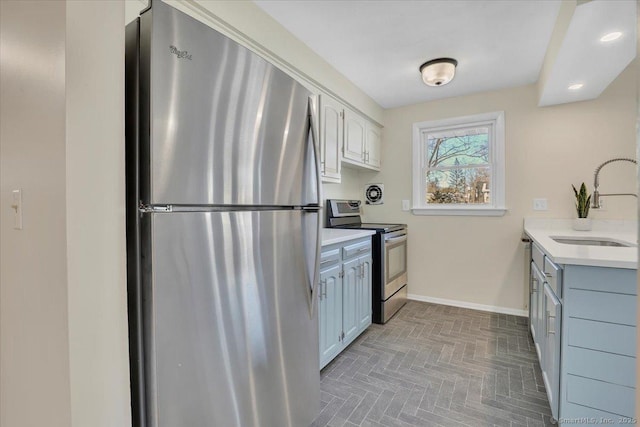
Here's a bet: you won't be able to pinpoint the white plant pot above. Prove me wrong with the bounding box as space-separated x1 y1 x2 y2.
573 218 592 231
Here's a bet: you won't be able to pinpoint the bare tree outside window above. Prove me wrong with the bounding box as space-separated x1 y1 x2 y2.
425 127 491 205
412 111 505 216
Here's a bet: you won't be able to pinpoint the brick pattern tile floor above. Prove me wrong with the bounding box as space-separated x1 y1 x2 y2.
312 300 553 427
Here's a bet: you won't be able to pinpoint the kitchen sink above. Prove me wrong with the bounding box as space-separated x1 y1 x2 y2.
551 236 636 247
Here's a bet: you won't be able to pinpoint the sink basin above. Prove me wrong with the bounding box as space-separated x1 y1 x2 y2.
551 236 635 247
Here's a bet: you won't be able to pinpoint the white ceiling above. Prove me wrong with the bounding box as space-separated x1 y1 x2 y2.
254 0 562 109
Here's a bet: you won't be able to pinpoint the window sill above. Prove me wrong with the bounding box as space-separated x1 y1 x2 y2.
411 207 507 217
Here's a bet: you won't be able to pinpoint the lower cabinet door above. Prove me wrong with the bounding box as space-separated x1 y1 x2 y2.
542 283 561 420
535 265 546 362
357 255 372 331
342 258 360 345
319 264 342 369
529 262 539 341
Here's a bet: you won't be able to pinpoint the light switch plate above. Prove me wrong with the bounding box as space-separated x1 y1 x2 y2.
11 189 22 230
401 199 410 211
533 198 548 211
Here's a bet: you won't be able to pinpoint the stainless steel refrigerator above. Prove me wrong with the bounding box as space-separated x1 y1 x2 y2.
125 1 321 426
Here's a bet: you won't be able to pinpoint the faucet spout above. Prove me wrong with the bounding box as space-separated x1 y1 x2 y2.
592 158 638 209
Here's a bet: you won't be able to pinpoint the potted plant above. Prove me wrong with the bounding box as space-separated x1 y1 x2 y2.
572 183 592 231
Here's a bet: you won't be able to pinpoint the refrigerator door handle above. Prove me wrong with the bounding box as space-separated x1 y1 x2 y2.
303 96 322 316
305 96 322 316
308 96 322 206
306 210 321 317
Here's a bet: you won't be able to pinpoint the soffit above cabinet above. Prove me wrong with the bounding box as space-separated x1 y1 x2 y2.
538 0 636 107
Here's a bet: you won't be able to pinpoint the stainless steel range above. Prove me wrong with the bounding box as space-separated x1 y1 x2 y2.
327 200 408 323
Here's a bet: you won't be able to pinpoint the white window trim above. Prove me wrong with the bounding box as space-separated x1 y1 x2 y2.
411 111 506 216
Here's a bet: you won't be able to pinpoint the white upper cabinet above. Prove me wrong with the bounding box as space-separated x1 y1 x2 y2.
343 107 381 171
343 108 366 164
319 95 342 183
365 122 381 169
318 94 382 178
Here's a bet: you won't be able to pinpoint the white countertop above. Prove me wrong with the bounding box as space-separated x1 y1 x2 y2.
524 218 637 269
321 228 376 246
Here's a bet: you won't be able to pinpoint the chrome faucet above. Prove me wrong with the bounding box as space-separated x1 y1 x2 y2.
592 157 638 209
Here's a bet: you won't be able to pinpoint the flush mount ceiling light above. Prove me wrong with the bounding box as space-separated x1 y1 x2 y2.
419 58 458 87
568 83 584 90
600 31 622 42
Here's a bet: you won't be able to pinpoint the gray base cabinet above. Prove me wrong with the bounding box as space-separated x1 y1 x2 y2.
560 265 636 426
318 262 342 366
530 243 562 421
542 282 561 418
528 241 637 426
319 237 372 369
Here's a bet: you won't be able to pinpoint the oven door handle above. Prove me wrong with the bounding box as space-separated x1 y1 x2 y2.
385 235 407 244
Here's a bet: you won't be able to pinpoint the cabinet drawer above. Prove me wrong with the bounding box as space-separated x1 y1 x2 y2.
319 248 341 271
564 346 635 387
531 242 545 271
568 318 636 356
543 257 562 298
566 374 635 417
565 265 637 295
567 288 636 326
342 240 371 260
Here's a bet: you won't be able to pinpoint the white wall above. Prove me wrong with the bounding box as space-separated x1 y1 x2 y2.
0 1 72 426
364 63 637 313
1 1 130 426
322 167 380 205
65 2 131 426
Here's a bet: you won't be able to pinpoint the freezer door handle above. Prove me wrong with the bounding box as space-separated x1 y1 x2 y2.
308 96 322 206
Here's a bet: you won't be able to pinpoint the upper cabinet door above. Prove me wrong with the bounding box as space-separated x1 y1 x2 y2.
365 123 381 169
343 108 366 164
319 95 342 183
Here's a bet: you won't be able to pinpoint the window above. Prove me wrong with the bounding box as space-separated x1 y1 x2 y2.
412 111 506 216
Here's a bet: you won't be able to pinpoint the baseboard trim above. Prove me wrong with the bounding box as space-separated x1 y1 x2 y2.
407 294 528 317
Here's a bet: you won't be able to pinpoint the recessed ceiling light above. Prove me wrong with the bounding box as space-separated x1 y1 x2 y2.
600 32 622 42
568 83 584 90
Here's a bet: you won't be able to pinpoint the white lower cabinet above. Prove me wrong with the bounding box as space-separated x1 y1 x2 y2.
318 263 342 365
318 237 372 369
342 257 360 345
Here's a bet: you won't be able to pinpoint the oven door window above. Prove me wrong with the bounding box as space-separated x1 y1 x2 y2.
386 238 407 283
